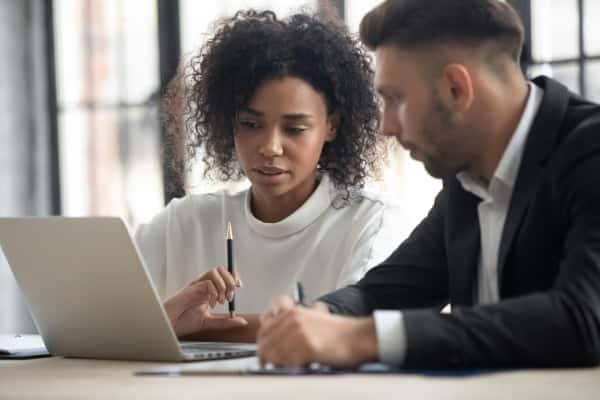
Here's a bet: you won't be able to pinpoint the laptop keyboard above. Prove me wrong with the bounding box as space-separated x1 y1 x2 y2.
180 342 256 359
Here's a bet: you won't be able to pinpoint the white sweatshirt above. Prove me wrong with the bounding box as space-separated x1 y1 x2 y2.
135 175 404 313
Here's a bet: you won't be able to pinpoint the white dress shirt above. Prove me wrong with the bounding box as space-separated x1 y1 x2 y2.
374 82 544 365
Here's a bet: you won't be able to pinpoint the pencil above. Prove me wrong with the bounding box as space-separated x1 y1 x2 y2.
294 282 305 306
226 222 235 318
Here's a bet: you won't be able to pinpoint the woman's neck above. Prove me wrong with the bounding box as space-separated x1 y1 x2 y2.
250 175 320 223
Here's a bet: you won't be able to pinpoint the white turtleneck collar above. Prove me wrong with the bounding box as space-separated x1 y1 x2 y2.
244 174 335 239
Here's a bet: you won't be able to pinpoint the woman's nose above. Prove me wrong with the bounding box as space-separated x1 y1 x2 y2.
258 131 284 158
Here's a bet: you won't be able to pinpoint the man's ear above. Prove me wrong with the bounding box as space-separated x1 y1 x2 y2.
326 112 340 142
439 64 474 113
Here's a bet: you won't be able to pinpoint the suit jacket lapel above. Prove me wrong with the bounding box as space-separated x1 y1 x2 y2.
447 181 481 306
497 77 571 290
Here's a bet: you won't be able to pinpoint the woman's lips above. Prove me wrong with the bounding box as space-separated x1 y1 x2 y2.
254 166 287 175
251 167 290 184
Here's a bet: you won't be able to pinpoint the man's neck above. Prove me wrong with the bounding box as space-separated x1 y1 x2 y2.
474 76 530 182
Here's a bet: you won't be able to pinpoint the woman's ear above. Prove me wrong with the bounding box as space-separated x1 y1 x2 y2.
326 112 340 142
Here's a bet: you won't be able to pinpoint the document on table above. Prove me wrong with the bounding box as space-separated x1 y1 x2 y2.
0 334 50 359
135 356 497 377
136 356 348 376
135 358 403 376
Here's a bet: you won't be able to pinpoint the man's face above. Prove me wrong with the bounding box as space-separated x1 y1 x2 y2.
374 44 472 179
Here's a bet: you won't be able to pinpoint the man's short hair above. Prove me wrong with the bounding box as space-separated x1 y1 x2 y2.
360 0 525 62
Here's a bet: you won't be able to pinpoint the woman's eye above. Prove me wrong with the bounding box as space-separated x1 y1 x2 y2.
285 127 306 135
239 120 259 129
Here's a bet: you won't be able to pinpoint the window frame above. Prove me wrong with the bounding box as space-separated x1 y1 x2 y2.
509 0 600 97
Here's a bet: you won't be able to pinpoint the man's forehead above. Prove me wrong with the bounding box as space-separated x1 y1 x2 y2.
374 44 404 65
374 45 421 74
373 47 414 88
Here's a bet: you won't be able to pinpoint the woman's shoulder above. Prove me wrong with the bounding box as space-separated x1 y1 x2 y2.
135 186 250 251
165 186 248 216
326 179 402 215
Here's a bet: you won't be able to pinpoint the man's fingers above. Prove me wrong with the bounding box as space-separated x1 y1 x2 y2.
273 295 295 309
308 301 330 313
260 296 297 329
257 307 329 368
258 324 307 367
258 309 302 362
266 295 295 316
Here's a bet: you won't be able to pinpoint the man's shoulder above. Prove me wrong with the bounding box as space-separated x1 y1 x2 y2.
530 78 600 179
551 101 600 175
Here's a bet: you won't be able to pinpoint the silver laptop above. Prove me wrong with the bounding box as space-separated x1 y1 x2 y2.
0 217 256 362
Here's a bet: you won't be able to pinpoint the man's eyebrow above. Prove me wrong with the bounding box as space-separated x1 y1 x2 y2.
376 85 392 97
376 85 403 99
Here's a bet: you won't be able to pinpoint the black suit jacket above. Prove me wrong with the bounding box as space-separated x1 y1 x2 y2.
320 76 600 368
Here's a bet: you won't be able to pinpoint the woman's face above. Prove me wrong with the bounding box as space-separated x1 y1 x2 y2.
234 76 337 206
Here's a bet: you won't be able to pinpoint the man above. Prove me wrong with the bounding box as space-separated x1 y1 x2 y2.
256 0 600 369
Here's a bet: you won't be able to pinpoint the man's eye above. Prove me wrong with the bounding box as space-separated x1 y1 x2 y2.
392 95 404 104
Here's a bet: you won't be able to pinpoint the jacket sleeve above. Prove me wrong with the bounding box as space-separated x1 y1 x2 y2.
402 152 600 369
319 188 449 316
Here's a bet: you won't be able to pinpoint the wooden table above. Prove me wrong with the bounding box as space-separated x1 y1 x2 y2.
1 356 600 400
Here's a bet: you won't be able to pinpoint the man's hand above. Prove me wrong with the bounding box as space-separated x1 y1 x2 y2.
257 296 378 368
163 267 247 337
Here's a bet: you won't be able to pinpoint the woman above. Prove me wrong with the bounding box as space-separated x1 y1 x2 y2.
135 10 402 341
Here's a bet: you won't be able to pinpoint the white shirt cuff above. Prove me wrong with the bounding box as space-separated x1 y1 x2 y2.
373 310 407 366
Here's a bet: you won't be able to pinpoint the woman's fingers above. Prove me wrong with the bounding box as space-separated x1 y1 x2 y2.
191 267 241 304
233 271 243 288
202 314 248 331
186 280 218 308
216 266 238 301
207 268 228 303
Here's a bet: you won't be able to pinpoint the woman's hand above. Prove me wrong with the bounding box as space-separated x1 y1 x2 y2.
163 267 246 337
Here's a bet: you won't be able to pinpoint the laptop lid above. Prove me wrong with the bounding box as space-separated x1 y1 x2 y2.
0 217 254 362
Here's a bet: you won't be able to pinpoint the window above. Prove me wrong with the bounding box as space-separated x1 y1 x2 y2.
54 0 164 228
181 0 318 57
526 0 600 101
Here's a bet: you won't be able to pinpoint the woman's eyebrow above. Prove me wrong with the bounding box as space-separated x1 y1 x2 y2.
282 113 313 120
239 107 263 116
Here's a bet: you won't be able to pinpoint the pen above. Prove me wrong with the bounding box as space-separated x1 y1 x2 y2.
294 281 305 306
226 222 235 318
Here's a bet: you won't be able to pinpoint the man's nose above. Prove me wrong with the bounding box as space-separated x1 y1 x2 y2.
380 108 403 140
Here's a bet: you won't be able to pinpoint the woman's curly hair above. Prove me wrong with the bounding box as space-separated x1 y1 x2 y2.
162 9 383 196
